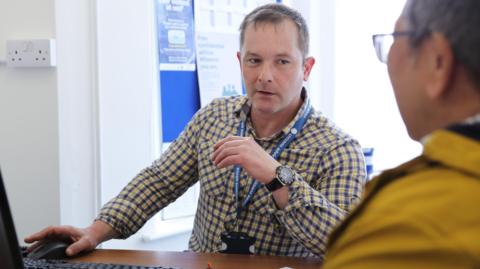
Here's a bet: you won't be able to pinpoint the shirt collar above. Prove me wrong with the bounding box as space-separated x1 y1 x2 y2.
420 112 480 145
463 113 480 125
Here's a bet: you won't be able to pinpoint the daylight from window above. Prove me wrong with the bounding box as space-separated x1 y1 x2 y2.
333 0 421 173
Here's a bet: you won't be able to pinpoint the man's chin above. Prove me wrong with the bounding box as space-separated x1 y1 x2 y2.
251 103 278 115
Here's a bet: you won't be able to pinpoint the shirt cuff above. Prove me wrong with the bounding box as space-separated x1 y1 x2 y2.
260 174 319 215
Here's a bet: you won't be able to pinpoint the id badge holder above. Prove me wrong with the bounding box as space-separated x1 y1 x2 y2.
219 231 256 255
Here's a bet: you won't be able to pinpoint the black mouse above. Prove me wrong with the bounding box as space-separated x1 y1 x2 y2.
27 240 70 260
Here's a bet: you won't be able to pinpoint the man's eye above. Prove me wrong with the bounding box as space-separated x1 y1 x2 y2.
278 59 290 65
247 58 260 64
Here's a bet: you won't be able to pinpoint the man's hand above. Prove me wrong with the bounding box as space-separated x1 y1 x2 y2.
212 136 280 184
24 220 118 256
212 136 290 209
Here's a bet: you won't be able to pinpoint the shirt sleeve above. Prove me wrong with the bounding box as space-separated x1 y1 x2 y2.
262 140 366 257
95 110 203 238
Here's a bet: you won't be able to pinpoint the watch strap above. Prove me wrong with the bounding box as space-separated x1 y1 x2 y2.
265 178 284 192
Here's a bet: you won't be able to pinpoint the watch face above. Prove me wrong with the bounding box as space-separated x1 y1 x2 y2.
277 166 295 184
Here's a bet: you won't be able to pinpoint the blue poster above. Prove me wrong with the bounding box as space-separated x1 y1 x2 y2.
157 0 196 71
156 0 200 143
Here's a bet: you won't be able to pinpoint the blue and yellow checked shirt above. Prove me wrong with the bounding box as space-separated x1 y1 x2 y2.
97 93 366 258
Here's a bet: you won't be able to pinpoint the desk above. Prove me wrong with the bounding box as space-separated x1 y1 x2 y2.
71 249 323 269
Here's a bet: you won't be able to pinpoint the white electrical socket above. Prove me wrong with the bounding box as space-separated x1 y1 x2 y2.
6 39 56 67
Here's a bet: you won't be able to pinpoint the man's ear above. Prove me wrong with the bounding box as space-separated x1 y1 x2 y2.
237 51 243 73
423 33 454 99
303 57 315 81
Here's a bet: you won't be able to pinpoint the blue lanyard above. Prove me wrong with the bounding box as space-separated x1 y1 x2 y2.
233 99 312 218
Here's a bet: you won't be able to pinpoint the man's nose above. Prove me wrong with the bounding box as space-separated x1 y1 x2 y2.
258 64 273 83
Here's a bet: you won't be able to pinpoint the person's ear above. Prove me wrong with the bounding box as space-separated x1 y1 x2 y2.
423 33 454 99
237 51 243 72
303 57 315 81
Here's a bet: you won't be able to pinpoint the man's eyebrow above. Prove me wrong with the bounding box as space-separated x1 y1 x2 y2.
243 52 293 58
275 53 293 58
243 51 260 57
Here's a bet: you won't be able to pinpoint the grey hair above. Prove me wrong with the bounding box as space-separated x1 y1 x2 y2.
239 3 309 58
403 0 480 88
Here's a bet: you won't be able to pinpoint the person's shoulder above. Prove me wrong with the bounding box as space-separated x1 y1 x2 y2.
304 110 360 148
365 165 480 230
327 169 480 269
344 167 480 263
194 95 246 123
382 165 479 203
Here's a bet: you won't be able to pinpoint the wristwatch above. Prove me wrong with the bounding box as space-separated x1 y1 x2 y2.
265 165 295 192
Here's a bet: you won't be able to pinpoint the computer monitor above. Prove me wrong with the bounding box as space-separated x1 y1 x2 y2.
0 169 24 269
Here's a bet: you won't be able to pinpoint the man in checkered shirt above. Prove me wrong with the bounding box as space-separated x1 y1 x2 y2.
25 3 366 259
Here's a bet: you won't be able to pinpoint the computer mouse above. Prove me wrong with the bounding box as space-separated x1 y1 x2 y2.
27 240 70 260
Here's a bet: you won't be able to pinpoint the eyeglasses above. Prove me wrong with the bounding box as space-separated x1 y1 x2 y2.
372 31 415 63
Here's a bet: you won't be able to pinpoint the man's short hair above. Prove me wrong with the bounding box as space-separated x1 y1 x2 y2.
239 3 309 59
403 0 480 88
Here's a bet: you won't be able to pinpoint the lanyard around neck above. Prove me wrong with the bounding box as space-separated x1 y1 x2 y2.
233 99 312 218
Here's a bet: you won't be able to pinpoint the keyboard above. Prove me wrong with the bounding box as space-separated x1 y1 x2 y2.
20 246 181 269
23 258 181 269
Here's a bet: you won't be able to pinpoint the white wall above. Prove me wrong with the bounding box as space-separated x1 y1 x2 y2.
332 0 421 171
95 0 160 208
288 0 336 118
56 0 101 231
0 0 60 242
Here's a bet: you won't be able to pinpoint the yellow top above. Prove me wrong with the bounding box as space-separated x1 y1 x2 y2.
324 128 480 269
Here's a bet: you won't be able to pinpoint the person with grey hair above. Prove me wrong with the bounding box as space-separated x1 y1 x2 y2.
323 0 480 268
24 3 365 259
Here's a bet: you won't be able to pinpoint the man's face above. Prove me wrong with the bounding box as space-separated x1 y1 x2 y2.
387 16 428 140
237 20 314 117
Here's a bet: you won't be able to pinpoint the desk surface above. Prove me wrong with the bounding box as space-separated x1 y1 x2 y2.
71 249 323 269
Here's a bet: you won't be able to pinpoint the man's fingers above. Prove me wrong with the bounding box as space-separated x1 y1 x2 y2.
26 241 43 253
212 142 245 165
66 237 94 256
24 226 57 243
23 225 98 257
213 136 232 150
55 225 83 239
25 225 80 246
212 138 249 160
216 154 242 169
213 136 245 150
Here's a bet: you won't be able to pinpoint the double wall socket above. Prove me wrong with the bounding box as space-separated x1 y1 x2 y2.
6 39 56 67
